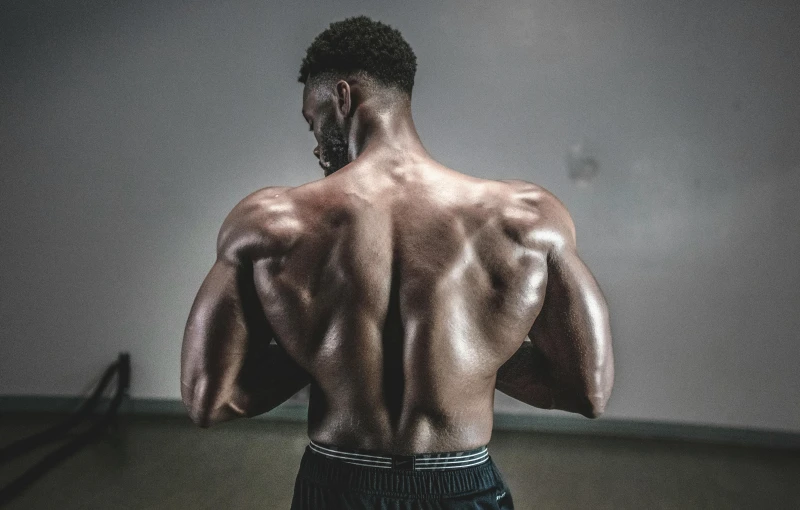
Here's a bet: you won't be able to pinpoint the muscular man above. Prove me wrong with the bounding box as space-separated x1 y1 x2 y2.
181 15 613 509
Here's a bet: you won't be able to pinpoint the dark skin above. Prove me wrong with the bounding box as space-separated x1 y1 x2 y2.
181 74 614 454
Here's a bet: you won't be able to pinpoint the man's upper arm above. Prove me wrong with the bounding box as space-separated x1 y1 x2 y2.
526 192 614 417
181 189 284 426
181 259 269 426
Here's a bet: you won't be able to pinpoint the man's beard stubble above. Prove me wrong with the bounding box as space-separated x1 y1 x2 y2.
319 118 350 177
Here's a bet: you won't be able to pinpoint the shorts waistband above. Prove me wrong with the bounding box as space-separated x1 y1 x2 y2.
308 440 489 471
298 443 502 497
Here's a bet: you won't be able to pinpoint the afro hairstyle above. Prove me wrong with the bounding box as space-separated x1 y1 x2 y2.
298 15 417 97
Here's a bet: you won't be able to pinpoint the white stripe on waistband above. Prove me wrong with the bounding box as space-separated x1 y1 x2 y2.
308 443 392 466
309 440 392 462
415 449 488 463
308 441 489 470
415 455 489 470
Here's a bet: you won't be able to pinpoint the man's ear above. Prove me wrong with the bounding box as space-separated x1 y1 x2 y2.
336 80 351 117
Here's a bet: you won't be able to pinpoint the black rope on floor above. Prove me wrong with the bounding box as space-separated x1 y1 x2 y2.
0 353 130 507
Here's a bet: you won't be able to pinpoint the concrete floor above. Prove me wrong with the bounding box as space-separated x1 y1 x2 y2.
0 414 798 509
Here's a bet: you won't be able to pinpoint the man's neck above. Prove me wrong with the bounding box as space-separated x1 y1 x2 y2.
347 98 430 163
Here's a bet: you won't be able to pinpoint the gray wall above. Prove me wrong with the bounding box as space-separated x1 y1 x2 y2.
1 0 798 432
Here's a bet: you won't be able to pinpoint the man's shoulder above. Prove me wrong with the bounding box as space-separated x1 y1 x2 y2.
497 179 576 250
236 185 295 208
226 186 298 230
498 179 556 204
216 186 299 262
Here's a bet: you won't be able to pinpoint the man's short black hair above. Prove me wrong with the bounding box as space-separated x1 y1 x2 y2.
298 15 417 97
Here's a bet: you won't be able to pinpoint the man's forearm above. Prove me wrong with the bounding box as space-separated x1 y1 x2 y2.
496 338 606 418
496 340 553 409
186 342 312 427
231 342 312 418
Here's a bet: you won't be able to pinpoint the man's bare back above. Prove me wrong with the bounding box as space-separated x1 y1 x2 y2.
183 157 611 454
181 17 612 508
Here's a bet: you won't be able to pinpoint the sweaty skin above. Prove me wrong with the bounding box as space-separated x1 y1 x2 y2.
181 78 614 455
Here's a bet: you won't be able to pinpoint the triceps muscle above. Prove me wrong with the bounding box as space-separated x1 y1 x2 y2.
181 258 273 424
529 244 613 416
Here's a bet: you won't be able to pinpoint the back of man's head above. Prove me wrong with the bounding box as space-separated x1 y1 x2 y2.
298 15 418 100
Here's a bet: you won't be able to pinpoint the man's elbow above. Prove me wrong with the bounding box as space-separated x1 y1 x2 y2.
185 398 239 428
183 396 212 428
572 390 609 419
582 366 614 419
582 394 609 419
181 378 219 428
186 404 215 428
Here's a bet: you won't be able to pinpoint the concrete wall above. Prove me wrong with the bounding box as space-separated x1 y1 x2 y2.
1 0 798 432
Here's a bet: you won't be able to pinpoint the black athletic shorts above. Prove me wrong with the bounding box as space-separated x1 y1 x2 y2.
290 440 514 509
